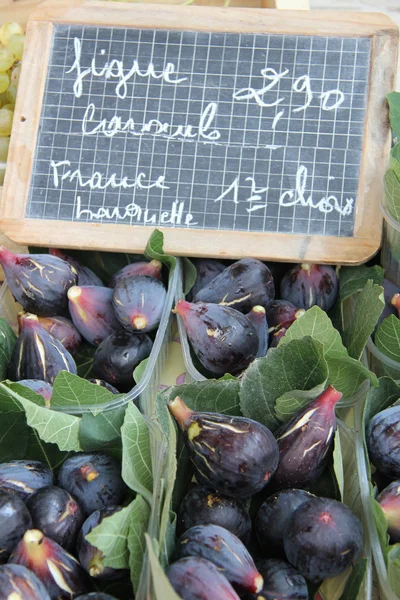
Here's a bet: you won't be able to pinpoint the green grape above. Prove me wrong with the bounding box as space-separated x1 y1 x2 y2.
0 72 9 94
0 136 9 161
0 108 13 136
7 34 24 61
0 46 15 73
6 83 16 104
10 62 20 87
0 22 23 47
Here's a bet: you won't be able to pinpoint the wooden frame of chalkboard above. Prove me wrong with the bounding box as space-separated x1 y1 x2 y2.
0 1 398 263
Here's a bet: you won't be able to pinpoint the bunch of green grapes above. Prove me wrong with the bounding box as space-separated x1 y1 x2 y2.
0 21 25 183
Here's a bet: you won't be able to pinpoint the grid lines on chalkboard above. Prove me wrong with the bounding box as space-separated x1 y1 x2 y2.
26 24 372 237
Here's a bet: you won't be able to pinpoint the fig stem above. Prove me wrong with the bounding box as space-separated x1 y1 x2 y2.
67 286 82 300
254 573 264 593
132 315 148 330
0 245 15 265
320 385 342 408
168 396 194 430
171 299 190 315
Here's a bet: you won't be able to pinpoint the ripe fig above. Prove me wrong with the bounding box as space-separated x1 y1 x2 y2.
9 529 88 599
17 379 53 404
92 330 153 392
194 258 275 313
272 386 342 490
246 305 268 357
57 453 127 516
169 397 279 498
255 489 314 555
87 379 120 394
68 285 119 346
270 327 287 348
49 249 104 286
177 524 263 593
0 490 32 561
112 275 167 332
0 564 51 600
26 486 84 551
377 480 400 543
280 264 338 311
173 300 258 375
0 460 53 499
392 293 400 319
75 595 118 600
36 315 82 354
283 497 363 582
188 258 227 301
7 313 77 384
77 507 126 579
167 556 240 600
108 259 163 287
265 300 305 333
177 486 251 543
366 405 400 479
375 279 399 330
255 559 308 600
0 246 77 317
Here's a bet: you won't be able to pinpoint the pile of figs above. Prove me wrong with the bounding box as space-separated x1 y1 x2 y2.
0 246 168 394
175 258 339 376
166 391 363 599
0 452 128 599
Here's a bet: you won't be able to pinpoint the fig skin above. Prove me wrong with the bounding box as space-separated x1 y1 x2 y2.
167 556 241 600
0 460 54 500
176 524 263 593
255 489 314 556
49 248 104 286
57 453 127 517
377 480 400 543
108 259 163 287
112 275 167 333
92 330 153 392
75 595 118 600
265 300 305 332
26 485 84 551
194 258 275 314
272 386 342 490
8 313 77 384
177 486 251 543
0 490 32 562
188 258 227 301
17 379 53 404
36 315 82 354
255 558 308 600
246 305 269 358
0 564 51 600
280 263 338 312
67 285 119 346
0 246 77 317
173 300 259 376
9 529 89 599
283 497 363 582
367 405 400 479
169 397 279 498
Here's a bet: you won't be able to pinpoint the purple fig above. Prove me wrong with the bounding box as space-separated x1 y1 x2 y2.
265 300 305 332
374 279 399 330
245 305 268 357
17 379 53 405
391 293 400 319
9 529 88 599
367 405 400 479
177 524 263 593
112 275 166 332
273 386 342 490
76 594 118 600
169 397 279 498
26 486 84 551
167 557 241 600
0 246 77 316
0 490 32 562
173 300 258 375
0 564 51 600
255 489 314 556
377 480 400 543
57 453 127 517
49 248 104 286
177 486 251 543
7 313 77 384
269 327 287 348
87 379 120 394
255 559 308 600
188 258 227 301
92 330 153 392
35 315 82 354
0 460 53 500
77 507 126 579
194 258 275 313
108 259 163 287
283 497 363 582
280 264 338 311
67 285 119 346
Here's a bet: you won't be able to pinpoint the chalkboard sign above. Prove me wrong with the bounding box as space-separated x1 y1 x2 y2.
1 1 398 263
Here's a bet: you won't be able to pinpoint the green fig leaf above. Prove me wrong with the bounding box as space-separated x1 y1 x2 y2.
121 402 153 504
274 382 326 423
146 534 182 600
374 315 400 363
86 502 133 570
387 543 400 596
51 371 125 413
364 377 400 429
339 266 384 303
182 257 197 295
74 342 96 379
161 378 240 417
0 318 16 381
128 495 152 593
79 406 126 460
144 229 177 272
387 92 400 141
384 168 400 224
